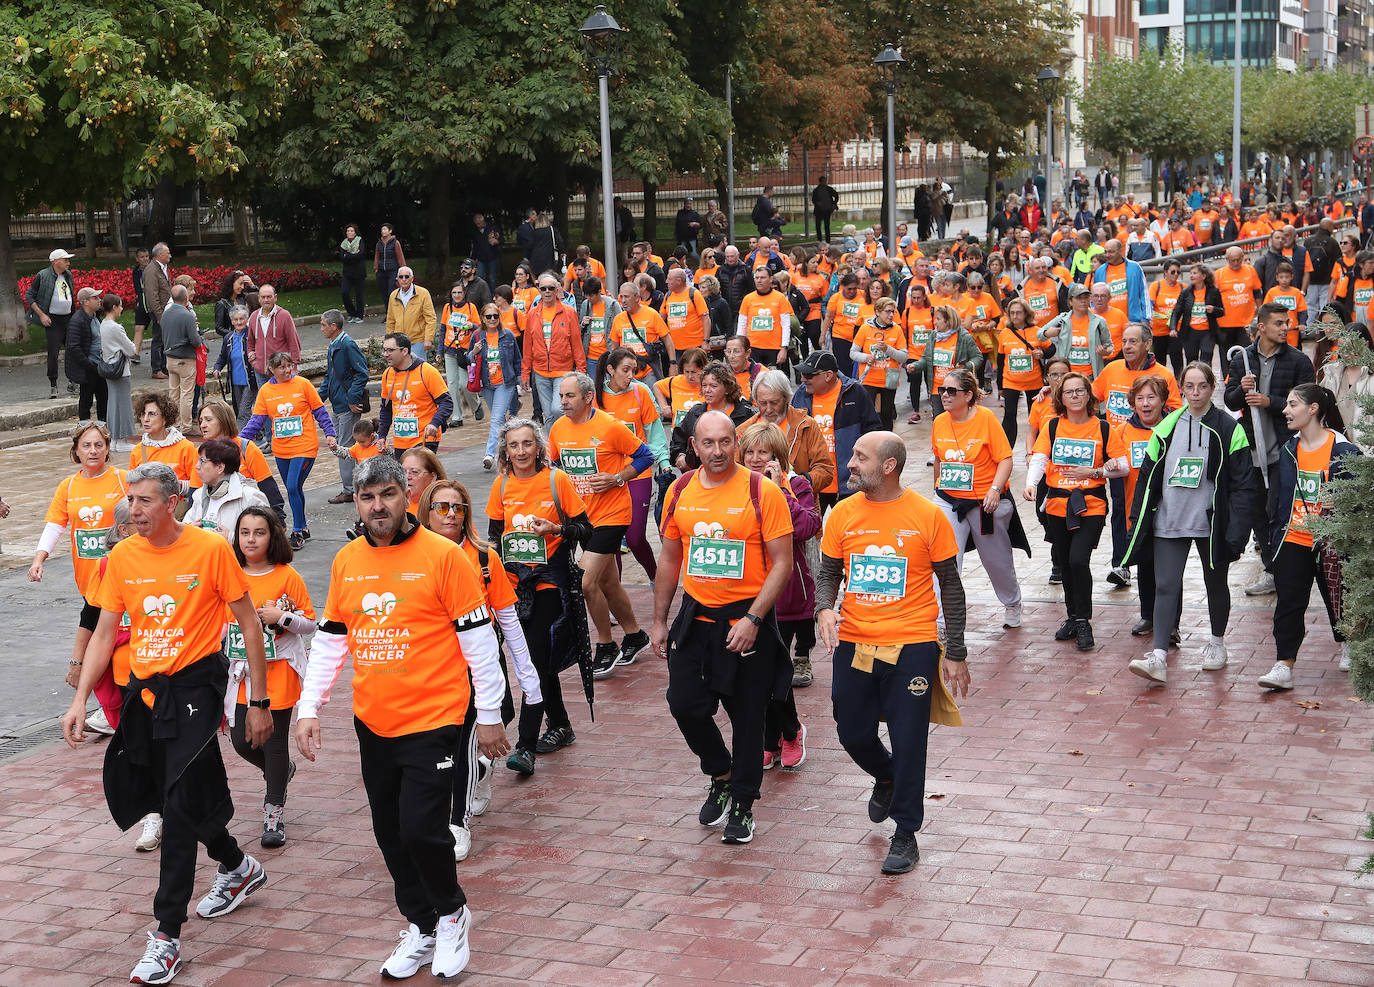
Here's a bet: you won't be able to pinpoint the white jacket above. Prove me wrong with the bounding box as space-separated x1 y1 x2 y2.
184 472 268 538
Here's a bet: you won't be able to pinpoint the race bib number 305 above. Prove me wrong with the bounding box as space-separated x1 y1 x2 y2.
686 537 745 579
75 527 111 560
847 552 908 599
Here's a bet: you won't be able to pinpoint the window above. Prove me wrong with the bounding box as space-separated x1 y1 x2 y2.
1141 0 1169 14
1141 27 1171 53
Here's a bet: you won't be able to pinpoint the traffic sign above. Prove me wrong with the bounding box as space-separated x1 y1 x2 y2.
1356 136 1374 162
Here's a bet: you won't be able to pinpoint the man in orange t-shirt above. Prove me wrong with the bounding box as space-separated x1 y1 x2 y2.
736 266 793 369
660 267 709 351
297 454 506 979
1020 257 1065 327
816 430 970 875
62 462 272 982
652 411 794 845
1215 246 1263 354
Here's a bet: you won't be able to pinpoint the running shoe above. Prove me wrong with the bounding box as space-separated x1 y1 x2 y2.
449 823 471 862
453 417 464 427
260 803 285 848
433 906 472 978
471 756 492 815
1003 603 1022 628
762 749 778 771
868 779 895 823
1106 566 1131 587
289 532 306 551
135 813 163 852
1048 565 1063 585
722 803 754 844
129 931 181 984
591 642 619 679
1257 662 1294 690
699 778 730 826
617 629 650 667
474 405 485 421
1200 642 1228 671
482 456 493 471
1245 573 1276 596
1075 620 1095 652
534 726 575 754
881 831 919 874
380 924 435 979
791 656 813 688
194 855 266 918
85 708 115 736
1128 652 1168 684
780 723 806 770
1054 618 1078 641
506 745 535 775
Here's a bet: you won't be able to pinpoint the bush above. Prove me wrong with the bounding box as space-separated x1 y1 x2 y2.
16 264 339 311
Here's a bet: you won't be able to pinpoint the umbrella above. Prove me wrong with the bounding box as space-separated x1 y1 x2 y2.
1228 344 1269 489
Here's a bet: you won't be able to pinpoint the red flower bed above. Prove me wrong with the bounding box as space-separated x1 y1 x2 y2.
17 264 338 310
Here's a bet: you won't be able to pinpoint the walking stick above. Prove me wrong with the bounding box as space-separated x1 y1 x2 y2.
1227 344 1269 489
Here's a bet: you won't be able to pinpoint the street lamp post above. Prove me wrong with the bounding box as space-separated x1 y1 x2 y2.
580 5 625 294
1232 0 1243 200
1036 66 1060 210
873 44 905 253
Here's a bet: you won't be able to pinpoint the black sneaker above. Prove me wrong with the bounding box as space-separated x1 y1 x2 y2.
289 532 306 550
475 404 485 421
722 803 754 844
881 830 919 874
506 745 536 775
1048 565 1063 585
617 630 650 667
260 802 285 848
1130 618 1154 636
534 725 575 754
698 778 730 826
868 779 895 823
1169 628 1182 648
591 642 619 679
1075 620 1095 652
1054 618 1078 641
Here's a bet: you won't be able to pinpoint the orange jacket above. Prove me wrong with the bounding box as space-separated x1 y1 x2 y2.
521 302 587 380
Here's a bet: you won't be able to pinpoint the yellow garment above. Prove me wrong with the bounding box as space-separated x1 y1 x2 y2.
851 642 963 727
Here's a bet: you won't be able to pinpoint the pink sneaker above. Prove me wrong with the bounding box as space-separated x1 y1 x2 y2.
780 723 807 770
762 749 778 770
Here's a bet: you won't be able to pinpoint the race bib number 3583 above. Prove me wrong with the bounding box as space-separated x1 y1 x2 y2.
847 553 908 599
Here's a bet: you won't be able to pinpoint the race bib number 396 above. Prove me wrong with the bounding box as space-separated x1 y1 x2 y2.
502 531 547 565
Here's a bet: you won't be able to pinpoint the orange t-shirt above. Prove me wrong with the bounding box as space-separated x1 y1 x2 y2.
610 307 670 379
1239 220 1271 241
1099 306 1128 355
1062 313 1096 376
1160 229 1197 255
931 405 1012 501
794 273 828 322
253 375 327 459
903 305 933 360
1149 280 1183 337
600 383 659 480
1215 264 1263 328
130 438 198 485
235 438 271 484
232 564 313 708
925 333 963 390
656 374 703 429
659 288 708 351
826 291 867 342
486 467 588 573
584 299 610 363
661 467 792 608
94 524 252 703
1091 360 1181 427
1101 264 1131 316
46 467 129 600
322 526 490 737
1033 417 1125 517
810 383 840 495
460 537 517 612
349 440 382 465
851 319 908 389
1026 395 1055 444
998 324 1047 392
440 302 480 350
821 488 959 646
512 285 539 320
1021 278 1061 327
1114 420 1155 519
499 305 521 339
1190 209 1219 244
1262 285 1308 346
1285 432 1336 548
956 291 1001 328
548 409 644 526
381 361 448 450
738 291 790 350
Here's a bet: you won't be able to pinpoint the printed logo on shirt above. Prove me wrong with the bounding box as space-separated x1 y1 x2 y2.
358 591 400 624
141 594 179 625
813 414 834 430
692 520 727 538
78 505 105 524
276 402 294 416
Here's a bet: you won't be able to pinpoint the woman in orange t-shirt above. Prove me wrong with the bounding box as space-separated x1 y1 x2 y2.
198 398 288 525
996 297 1051 446
849 297 908 430
902 282 935 423
511 263 539 320
439 281 484 425
597 347 671 579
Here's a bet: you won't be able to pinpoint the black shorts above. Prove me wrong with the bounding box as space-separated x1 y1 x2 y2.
585 524 629 555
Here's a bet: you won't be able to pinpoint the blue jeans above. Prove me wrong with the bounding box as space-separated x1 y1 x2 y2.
481 384 518 457
477 259 499 289
274 455 315 534
532 373 562 428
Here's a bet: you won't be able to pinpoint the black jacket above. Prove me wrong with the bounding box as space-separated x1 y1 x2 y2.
674 207 703 244
704 293 732 351
64 307 100 385
1304 230 1339 286
1168 284 1224 338
528 227 562 276
339 241 368 279
719 262 753 318
1224 340 1316 454
1270 430 1363 560
670 399 756 468
813 184 839 216
751 195 774 234
639 261 668 293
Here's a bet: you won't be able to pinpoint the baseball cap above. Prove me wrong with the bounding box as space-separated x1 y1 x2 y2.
49 249 75 261
1068 283 1091 298
797 350 838 377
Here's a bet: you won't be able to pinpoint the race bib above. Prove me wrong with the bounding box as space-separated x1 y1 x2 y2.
1051 436 1096 468
842 301 860 319
1109 277 1127 297
1356 286 1372 307
501 530 548 565
588 317 605 346
1199 219 1212 230
393 416 420 440
1105 389 1132 421
686 537 745 579
937 461 975 493
1168 456 1205 488
668 301 688 322
749 314 773 336
560 446 598 495
1129 440 1149 469
75 527 111 560
931 347 954 368
1290 469 1324 530
273 415 303 439
847 552 908 599
1027 293 1047 311
1191 303 1209 325
1007 352 1034 375
1274 294 1297 310
542 318 554 342
1068 335 1090 365
226 622 277 663
909 328 930 351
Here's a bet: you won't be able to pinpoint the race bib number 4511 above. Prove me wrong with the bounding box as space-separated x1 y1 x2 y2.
686 537 745 579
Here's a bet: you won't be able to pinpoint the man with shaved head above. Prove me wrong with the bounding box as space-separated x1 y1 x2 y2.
652 410 795 846
815 430 970 876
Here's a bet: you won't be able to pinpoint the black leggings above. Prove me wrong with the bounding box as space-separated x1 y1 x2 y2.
1182 327 1214 367
1044 512 1106 621
1152 333 1184 378
229 706 295 805
863 383 897 431
1000 388 1035 445
520 588 569 735
1273 544 1344 662
907 366 924 415
764 619 810 752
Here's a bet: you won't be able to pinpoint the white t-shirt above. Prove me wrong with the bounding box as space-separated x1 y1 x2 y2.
48 277 73 316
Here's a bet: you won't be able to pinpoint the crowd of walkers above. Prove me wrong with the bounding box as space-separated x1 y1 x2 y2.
22 189 1368 985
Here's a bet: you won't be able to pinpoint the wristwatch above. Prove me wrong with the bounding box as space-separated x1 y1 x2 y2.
247 697 270 710
615 474 626 487
743 613 762 627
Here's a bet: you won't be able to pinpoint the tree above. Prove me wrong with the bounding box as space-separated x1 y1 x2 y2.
0 0 308 343
1245 68 1373 198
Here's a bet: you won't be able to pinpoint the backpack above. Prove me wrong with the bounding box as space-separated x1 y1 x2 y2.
662 467 763 529
1306 235 1336 281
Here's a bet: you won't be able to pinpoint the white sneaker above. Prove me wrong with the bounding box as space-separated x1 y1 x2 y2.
433 906 472 978
471 757 492 816
926 454 935 466
1128 652 1168 684
380 923 435 979
129 931 181 984
1200 642 1228 671
450 823 471 862
194 855 266 918
85 707 115 736
1245 573 1276 596
1258 662 1294 690
1106 565 1131 587
482 455 493 471
1340 642 1352 672
1003 603 1022 628
135 813 163 852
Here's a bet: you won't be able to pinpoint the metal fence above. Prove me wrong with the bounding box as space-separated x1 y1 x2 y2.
1136 215 1357 275
9 204 239 246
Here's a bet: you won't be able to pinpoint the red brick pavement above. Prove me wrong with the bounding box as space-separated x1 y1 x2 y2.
1 586 1372 986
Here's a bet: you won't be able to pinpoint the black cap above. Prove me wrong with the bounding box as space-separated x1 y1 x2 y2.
797 350 838 376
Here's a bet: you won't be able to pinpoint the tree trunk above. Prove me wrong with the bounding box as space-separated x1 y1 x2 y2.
552 157 570 251
643 180 658 246
582 180 599 247
427 164 451 284
83 204 98 260
190 186 203 246
984 153 998 245
1149 155 1160 206
234 200 252 250
148 178 178 248
0 186 25 344
106 199 125 254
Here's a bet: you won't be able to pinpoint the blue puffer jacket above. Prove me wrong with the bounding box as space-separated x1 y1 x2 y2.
1270 430 1362 562
790 374 881 498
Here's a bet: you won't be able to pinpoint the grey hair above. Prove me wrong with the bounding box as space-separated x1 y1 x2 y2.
229 304 250 320
355 454 406 493
321 308 345 329
561 371 594 399
752 369 793 402
106 497 133 551
268 350 295 369
497 417 549 475
151 241 170 259
127 462 180 502
170 283 189 303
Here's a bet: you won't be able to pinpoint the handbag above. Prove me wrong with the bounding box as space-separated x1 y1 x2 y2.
467 344 483 392
195 344 209 387
96 352 127 380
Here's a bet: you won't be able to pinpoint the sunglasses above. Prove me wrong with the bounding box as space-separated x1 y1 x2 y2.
938 386 967 397
539 286 559 292
397 274 413 280
429 502 466 516
482 313 500 320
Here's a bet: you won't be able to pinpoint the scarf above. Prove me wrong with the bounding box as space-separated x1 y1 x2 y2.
933 323 959 343
340 235 362 253
142 427 187 449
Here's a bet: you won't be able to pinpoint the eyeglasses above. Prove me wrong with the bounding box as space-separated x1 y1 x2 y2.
429 502 466 516
539 286 559 292
1060 388 1089 397
482 313 500 320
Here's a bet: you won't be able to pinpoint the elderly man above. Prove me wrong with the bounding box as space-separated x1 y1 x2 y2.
319 309 370 504
1020 257 1067 327
65 287 107 421
247 283 301 381
161 283 203 427
143 243 175 381
1215 246 1263 356
385 266 437 365
718 244 754 319
27 248 78 398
